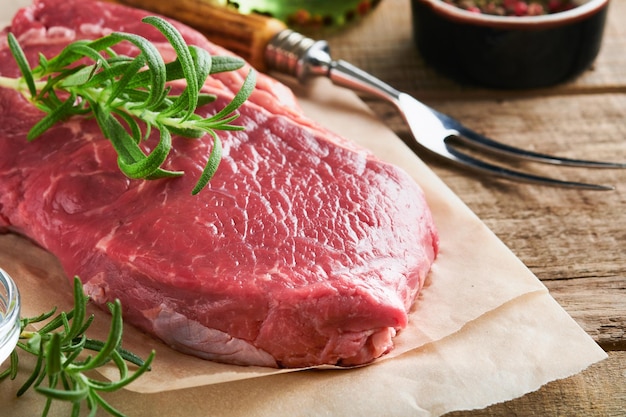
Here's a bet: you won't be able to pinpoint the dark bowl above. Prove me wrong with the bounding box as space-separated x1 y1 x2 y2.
411 0 609 89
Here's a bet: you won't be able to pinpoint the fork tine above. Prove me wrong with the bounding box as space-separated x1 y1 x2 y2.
395 94 617 189
432 109 626 169
443 143 615 190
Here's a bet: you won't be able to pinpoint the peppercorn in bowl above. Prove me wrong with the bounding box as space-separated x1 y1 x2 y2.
411 0 609 89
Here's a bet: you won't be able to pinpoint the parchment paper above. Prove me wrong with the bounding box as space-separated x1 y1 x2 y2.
0 2 607 415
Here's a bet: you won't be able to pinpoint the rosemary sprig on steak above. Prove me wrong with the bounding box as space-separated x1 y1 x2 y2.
0 15 256 195
0 277 154 417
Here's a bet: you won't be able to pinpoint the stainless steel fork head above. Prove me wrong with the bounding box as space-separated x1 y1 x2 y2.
397 94 623 191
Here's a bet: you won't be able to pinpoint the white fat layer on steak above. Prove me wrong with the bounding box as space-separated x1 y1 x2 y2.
149 305 279 367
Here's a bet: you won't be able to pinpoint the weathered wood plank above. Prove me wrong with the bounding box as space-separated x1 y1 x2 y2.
544 277 626 349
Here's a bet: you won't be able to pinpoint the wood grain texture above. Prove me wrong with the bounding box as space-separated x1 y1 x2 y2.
323 0 626 414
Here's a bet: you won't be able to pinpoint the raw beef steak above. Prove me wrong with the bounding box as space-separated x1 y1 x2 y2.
0 0 439 367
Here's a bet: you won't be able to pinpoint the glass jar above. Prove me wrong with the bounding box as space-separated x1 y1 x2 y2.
226 0 382 33
0 268 20 366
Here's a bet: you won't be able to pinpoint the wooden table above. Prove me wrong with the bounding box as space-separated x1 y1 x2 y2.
324 0 626 415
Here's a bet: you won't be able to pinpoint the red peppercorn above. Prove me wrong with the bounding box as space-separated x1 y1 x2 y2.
446 0 577 16
514 1 528 15
503 0 518 12
547 0 564 12
357 1 372 16
527 2 545 15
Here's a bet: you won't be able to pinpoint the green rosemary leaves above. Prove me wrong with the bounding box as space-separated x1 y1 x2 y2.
2 15 256 195
0 277 154 416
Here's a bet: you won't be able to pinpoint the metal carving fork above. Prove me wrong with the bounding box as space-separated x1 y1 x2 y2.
114 0 626 190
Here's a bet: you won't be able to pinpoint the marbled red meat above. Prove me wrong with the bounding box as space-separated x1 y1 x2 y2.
0 0 438 367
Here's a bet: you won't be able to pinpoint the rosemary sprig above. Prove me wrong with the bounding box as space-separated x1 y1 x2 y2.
0 277 154 417
0 16 256 195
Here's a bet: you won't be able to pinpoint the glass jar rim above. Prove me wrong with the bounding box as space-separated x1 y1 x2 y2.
0 268 21 363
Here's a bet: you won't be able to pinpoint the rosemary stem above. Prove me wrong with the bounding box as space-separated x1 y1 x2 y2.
20 330 37 339
0 75 47 96
0 74 24 91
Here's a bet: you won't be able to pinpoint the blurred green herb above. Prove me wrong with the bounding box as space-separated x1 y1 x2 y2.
0 15 256 194
0 277 154 417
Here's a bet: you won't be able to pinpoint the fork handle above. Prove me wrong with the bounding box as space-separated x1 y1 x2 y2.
107 0 286 71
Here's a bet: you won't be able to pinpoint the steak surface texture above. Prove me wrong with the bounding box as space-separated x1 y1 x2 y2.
0 0 439 368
